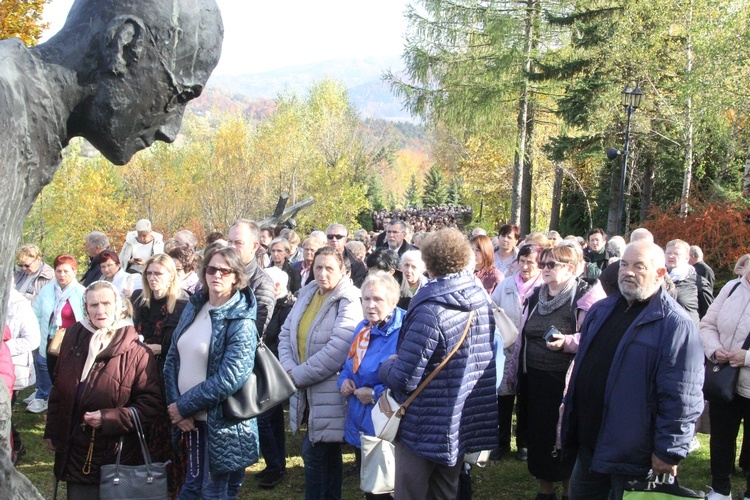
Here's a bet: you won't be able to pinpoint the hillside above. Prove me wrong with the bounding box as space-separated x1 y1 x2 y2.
206 56 414 121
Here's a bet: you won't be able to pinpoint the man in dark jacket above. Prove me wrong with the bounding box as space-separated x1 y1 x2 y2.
228 219 275 335
665 239 707 323
81 231 110 286
583 228 610 276
378 219 417 257
324 224 367 288
689 245 715 318
563 241 704 499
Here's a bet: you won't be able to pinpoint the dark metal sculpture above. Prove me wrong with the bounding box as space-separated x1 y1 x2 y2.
0 0 223 495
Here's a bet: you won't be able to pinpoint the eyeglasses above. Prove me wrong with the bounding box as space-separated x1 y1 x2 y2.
18 261 35 269
539 261 568 270
327 234 346 240
205 266 235 277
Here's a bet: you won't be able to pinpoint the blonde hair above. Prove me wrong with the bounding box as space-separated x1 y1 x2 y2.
16 244 42 261
361 271 401 306
139 254 182 313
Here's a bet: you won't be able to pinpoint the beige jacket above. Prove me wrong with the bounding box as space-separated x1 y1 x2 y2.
700 277 750 398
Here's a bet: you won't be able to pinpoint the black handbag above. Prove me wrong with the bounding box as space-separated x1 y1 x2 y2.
222 337 296 420
100 407 169 500
704 331 750 403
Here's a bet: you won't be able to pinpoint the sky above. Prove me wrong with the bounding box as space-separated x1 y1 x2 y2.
41 0 410 76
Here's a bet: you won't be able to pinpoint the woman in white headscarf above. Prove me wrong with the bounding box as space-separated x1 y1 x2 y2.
44 280 162 499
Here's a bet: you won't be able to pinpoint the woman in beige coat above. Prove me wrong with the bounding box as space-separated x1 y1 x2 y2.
278 246 362 500
700 269 750 500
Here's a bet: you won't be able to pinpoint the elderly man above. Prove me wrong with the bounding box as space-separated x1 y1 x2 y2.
118 219 164 274
689 245 715 318
563 241 704 499
173 230 199 251
227 219 275 335
81 231 110 286
665 239 706 323
380 219 417 257
321 224 367 288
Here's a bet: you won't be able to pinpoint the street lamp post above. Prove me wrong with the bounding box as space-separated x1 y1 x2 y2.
607 84 643 235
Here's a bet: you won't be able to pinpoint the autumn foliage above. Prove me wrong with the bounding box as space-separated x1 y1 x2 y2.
645 201 750 278
0 0 48 46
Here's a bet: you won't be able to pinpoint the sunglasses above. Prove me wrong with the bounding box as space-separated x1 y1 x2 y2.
205 266 235 277
327 234 346 240
539 261 568 270
18 262 35 269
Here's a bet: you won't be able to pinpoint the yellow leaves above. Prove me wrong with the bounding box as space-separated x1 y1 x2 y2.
0 0 48 46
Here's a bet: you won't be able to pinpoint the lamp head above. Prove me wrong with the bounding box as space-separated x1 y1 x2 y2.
606 147 622 161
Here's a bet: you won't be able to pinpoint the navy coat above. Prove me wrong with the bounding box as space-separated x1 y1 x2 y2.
379 271 498 466
561 287 704 475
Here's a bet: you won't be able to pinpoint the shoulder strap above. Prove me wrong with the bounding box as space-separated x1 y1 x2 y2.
728 281 741 298
399 309 475 414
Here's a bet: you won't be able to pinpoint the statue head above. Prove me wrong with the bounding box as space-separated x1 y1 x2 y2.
51 0 223 165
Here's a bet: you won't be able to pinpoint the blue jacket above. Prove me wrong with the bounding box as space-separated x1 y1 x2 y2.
378 271 498 466
33 281 85 357
164 287 260 474
561 287 704 475
338 308 404 447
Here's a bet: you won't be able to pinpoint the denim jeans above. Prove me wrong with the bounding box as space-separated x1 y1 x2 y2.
258 404 286 473
32 350 51 400
568 446 642 500
178 422 245 500
301 431 342 500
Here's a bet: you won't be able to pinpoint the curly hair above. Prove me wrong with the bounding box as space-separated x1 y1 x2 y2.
420 228 472 277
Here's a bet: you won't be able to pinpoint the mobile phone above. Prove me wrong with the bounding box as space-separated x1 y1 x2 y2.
543 325 563 342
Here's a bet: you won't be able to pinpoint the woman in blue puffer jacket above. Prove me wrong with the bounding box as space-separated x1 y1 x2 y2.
164 245 259 500
339 272 404 499
379 228 498 499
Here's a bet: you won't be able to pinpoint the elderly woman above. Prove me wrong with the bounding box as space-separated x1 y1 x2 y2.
168 244 202 295
14 244 54 301
700 269 750 499
494 224 521 277
279 246 363 500
399 250 427 295
338 272 404 499
268 237 302 294
378 229 498 499
514 244 604 500
29 254 86 413
164 245 260 499
490 243 543 461
293 236 324 285
471 234 504 295
44 280 162 499
97 250 134 298
132 254 189 495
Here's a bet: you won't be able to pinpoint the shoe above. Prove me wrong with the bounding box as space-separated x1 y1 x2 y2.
535 493 557 500
26 398 48 413
22 391 37 404
706 489 732 500
516 447 528 462
11 443 26 466
253 468 270 480
258 469 286 489
688 436 700 453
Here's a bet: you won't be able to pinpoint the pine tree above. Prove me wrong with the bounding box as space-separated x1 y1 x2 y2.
422 165 449 207
404 173 421 207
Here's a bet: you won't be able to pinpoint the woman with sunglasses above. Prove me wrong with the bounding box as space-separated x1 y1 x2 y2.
164 244 260 498
514 243 604 500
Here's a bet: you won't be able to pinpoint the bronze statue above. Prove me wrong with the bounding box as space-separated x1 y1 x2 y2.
0 0 222 496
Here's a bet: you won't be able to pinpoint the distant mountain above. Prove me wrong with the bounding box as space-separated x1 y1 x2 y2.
207 56 416 122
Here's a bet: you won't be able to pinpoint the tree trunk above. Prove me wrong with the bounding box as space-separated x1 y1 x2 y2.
680 1 695 217
640 159 654 222
550 163 564 230
625 151 637 234
520 102 535 235
606 159 621 234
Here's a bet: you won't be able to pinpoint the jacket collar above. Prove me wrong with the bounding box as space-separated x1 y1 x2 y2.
188 286 257 321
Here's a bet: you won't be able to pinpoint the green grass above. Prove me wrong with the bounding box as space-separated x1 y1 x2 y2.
12 388 746 499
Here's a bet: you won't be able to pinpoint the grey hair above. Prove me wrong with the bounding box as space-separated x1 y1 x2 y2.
606 236 627 259
232 219 261 244
86 231 110 249
326 223 348 237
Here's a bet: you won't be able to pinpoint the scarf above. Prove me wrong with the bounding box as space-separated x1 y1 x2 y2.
537 278 576 316
347 322 374 373
50 279 81 329
79 281 134 381
515 271 542 302
668 265 691 283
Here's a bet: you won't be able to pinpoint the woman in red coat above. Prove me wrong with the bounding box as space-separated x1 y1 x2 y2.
44 281 162 499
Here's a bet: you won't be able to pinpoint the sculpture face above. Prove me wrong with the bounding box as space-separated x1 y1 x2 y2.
65 0 223 165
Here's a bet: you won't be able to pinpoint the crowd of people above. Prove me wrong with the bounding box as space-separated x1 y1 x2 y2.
3 215 749 500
